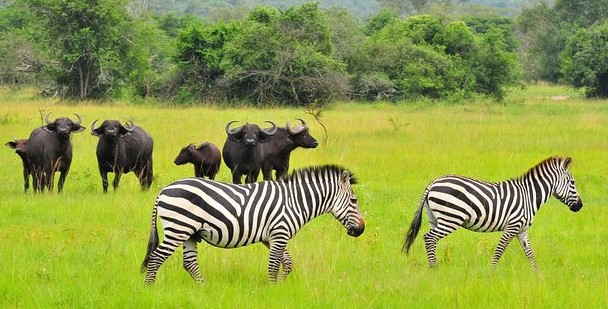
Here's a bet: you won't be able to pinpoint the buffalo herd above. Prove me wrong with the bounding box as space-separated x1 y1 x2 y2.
5 113 318 193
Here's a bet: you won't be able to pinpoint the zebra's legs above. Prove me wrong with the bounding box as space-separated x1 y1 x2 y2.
265 240 288 283
423 228 453 267
183 238 204 283
144 238 185 285
516 232 538 271
490 229 518 267
278 250 293 281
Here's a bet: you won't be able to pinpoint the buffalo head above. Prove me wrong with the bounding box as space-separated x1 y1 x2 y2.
225 120 277 146
6 138 28 155
43 113 85 137
91 119 135 138
174 143 195 165
286 118 318 148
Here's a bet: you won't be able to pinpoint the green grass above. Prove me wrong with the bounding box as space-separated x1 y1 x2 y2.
1 87 607 308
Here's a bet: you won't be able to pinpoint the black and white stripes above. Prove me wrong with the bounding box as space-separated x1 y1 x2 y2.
403 156 583 270
141 165 365 284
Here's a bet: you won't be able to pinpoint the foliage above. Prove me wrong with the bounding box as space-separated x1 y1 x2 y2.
0 0 529 105
219 2 347 105
351 14 519 101
561 21 608 98
516 0 608 84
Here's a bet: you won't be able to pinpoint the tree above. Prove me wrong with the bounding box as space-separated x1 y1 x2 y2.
19 0 141 99
169 19 238 102
553 0 608 27
561 21 608 98
220 3 347 105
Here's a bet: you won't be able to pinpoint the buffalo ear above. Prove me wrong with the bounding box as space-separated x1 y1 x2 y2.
91 127 104 136
72 124 85 133
228 131 243 142
5 141 17 149
42 124 56 132
258 133 274 143
118 124 130 136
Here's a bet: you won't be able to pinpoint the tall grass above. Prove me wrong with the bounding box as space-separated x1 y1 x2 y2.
0 87 607 308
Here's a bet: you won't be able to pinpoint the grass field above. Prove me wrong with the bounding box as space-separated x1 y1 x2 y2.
0 86 606 308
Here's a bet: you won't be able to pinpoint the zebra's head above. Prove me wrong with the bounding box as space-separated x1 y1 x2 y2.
331 169 365 237
553 157 583 212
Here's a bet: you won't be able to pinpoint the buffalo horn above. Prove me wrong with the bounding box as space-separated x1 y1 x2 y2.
73 113 82 126
91 119 99 131
262 121 278 136
44 112 53 125
124 120 135 132
287 118 307 135
225 120 243 135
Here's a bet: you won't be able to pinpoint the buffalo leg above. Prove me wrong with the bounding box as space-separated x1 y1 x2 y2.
44 166 54 192
100 170 109 193
57 169 69 193
113 172 122 191
232 171 242 184
23 168 30 192
32 168 42 193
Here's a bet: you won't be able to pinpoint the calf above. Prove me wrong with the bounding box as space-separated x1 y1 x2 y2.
174 142 221 179
91 119 154 192
5 138 31 192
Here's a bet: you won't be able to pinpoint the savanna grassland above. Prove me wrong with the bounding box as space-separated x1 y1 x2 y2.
0 86 606 308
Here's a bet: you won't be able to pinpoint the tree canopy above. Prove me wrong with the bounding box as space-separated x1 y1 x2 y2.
3 0 608 102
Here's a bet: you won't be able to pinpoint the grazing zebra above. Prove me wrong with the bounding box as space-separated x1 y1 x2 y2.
141 165 365 284
403 156 583 270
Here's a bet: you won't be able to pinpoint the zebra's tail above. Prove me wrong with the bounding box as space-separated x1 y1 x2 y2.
402 187 429 254
140 198 160 273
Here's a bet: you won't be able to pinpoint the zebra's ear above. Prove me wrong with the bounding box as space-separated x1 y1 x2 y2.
340 170 351 184
562 156 573 170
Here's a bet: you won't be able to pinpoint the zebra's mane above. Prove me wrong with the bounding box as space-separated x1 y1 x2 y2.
517 156 564 180
282 164 358 185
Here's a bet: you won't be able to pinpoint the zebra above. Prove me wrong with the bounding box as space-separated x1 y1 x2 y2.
403 156 583 270
141 165 365 284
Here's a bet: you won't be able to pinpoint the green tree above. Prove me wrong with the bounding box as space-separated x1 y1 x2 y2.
351 17 471 101
553 0 608 27
472 27 521 100
561 21 608 97
220 2 347 105
19 0 144 99
169 20 238 102
516 2 568 83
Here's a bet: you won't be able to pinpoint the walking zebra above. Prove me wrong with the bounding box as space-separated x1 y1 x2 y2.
403 156 583 270
141 165 365 284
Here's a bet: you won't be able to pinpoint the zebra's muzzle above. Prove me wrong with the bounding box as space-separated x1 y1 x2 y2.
570 200 583 212
347 217 365 237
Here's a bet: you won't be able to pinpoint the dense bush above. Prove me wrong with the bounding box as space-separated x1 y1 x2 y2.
2 1 522 104
561 21 608 98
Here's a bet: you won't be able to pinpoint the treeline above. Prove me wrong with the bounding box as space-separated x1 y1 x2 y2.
0 0 607 105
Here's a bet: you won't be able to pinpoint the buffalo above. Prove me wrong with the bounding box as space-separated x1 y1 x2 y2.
174 142 221 179
258 119 318 181
27 113 85 193
222 121 277 184
91 119 154 193
5 138 31 191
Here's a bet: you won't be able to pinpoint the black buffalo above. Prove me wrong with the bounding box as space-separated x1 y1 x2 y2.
258 119 318 180
27 113 85 193
5 138 31 192
222 121 277 184
91 119 154 192
174 142 221 179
